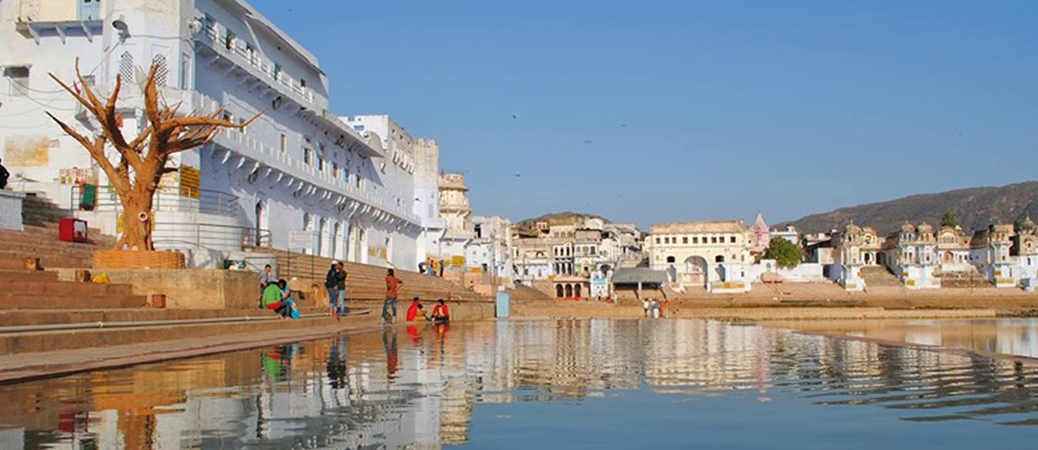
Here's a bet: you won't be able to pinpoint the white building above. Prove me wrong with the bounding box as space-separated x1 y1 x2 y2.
0 0 435 269
647 220 753 290
468 215 513 280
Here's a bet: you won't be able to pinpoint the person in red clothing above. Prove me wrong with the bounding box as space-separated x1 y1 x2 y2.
405 297 426 322
431 299 450 324
382 269 403 323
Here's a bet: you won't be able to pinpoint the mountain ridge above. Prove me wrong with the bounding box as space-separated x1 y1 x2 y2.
778 181 1038 235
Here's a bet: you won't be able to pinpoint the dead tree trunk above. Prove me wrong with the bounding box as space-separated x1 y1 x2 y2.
48 60 260 250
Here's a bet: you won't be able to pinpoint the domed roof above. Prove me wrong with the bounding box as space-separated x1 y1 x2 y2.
900 221 916 233
1021 216 1037 233
844 221 862 234
917 221 933 234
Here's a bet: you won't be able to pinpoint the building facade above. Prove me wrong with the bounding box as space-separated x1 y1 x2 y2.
0 0 438 269
647 220 753 288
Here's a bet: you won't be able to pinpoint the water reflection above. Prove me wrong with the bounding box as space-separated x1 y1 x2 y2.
768 318 1038 359
0 319 1037 449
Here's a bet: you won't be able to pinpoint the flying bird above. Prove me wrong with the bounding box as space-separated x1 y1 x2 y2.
512 173 522 178
582 140 592 144
512 114 517 119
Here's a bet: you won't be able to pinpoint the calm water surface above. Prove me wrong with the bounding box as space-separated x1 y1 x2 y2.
2 319 1038 449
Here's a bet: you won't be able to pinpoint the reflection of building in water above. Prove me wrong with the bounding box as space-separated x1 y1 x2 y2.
5 319 1038 448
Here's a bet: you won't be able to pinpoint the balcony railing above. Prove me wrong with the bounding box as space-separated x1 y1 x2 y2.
71 185 239 217
198 26 315 107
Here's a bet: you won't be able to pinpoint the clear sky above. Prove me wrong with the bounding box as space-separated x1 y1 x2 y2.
249 0 1037 228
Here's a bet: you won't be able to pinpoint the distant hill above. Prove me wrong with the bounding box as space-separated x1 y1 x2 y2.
779 181 1038 235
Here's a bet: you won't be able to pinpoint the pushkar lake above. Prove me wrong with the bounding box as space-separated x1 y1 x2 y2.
2 319 1038 449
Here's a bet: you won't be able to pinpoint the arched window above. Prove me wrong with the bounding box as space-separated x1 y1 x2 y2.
556 284 564 298
715 255 725 263
666 256 676 264
565 284 573 298
574 284 582 298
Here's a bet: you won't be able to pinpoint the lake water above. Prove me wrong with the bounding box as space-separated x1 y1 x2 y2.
2 319 1038 449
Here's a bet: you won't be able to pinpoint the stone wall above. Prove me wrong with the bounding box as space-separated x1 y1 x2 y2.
57 268 257 310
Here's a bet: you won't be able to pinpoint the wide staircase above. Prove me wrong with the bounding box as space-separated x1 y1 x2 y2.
0 193 342 358
861 266 903 287
510 284 553 303
248 247 489 304
938 267 992 288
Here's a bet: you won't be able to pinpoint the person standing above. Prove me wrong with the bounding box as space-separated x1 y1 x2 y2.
382 268 403 323
333 262 347 318
259 264 274 309
325 261 339 318
0 157 9 190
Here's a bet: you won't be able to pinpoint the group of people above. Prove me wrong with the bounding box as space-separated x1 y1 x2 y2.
380 268 450 324
405 297 451 324
641 297 666 319
324 260 348 319
260 264 299 319
417 258 445 277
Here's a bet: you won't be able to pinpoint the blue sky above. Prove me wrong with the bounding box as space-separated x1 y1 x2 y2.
250 0 1038 227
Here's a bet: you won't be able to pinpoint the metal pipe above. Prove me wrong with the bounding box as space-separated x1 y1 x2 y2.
0 313 328 334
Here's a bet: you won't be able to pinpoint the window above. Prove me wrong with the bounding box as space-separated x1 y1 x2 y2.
711 237 718 244
333 163 340 178
318 157 325 172
4 66 29 96
666 256 676 263
590 247 596 255
730 236 737 243
180 53 191 89
280 133 287 153
655 237 660 244
693 237 699 244
354 125 365 132
300 78 306 88
273 63 282 81
303 148 313 166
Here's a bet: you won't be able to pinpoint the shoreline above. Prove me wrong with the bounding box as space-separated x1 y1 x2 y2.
1 300 1035 385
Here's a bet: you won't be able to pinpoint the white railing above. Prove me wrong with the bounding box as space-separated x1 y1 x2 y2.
200 26 316 106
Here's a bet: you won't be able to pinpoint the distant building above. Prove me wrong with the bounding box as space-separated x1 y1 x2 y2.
770 225 799 246
438 172 473 266
751 212 770 254
883 222 940 289
647 220 753 287
830 223 867 291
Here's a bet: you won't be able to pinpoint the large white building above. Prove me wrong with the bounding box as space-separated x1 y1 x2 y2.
0 0 442 268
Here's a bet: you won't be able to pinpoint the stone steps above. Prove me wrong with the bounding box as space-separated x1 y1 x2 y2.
249 247 488 303
0 292 149 309
0 315 343 354
0 279 135 296
0 307 330 327
861 266 902 287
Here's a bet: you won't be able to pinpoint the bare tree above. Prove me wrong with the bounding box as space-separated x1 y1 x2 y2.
48 61 260 250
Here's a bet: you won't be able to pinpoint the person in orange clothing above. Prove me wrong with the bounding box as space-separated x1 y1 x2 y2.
431 299 450 324
382 269 403 323
405 297 427 322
